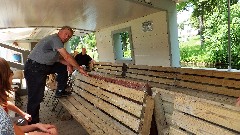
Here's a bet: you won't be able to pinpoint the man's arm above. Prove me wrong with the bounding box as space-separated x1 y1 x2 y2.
88 55 95 71
57 48 88 76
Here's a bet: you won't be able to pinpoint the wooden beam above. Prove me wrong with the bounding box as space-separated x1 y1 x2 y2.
139 96 154 135
153 93 168 135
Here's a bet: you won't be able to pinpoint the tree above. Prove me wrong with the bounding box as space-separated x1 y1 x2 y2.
177 0 238 46
68 33 97 52
204 3 240 68
68 36 80 51
81 33 96 50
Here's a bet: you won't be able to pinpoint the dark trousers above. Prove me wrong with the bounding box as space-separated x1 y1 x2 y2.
24 59 68 124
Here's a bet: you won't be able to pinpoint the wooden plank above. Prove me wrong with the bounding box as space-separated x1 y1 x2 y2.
151 77 175 85
152 86 238 110
150 66 178 73
75 74 146 102
102 81 146 101
94 68 110 73
73 87 141 132
73 94 137 135
165 113 173 126
147 71 176 79
162 101 174 114
169 126 190 135
126 73 140 80
127 69 148 74
152 87 178 103
127 64 150 70
89 73 150 92
95 62 122 67
175 81 240 97
124 75 150 84
176 74 240 89
67 95 121 135
139 96 154 135
153 93 168 135
59 98 104 134
167 86 237 106
73 82 143 117
179 68 215 76
174 95 240 132
125 73 175 85
212 71 240 79
172 111 237 135
179 68 240 79
135 74 153 81
94 68 122 75
107 66 122 71
95 65 122 71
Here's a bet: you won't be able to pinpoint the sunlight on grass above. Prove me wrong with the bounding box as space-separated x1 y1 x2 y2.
180 35 207 64
179 35 201 47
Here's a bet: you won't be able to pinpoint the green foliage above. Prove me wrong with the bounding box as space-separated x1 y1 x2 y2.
68 33 99 61
120 32 132 58
68 36 80 50
81 33 96 49
178 22 185 30
180 36 206 63
204 3 240 68
180 3 240 69
177 0 238 37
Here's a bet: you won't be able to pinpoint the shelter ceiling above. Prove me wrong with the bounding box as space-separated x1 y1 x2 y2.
0 0 160 43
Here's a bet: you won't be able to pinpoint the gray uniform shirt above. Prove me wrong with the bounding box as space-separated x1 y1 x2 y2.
28 34 63 65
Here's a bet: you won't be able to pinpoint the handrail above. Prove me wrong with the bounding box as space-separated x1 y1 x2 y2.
0 43 30 70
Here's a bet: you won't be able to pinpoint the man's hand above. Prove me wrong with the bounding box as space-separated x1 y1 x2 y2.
67 65 74 74
78 66 88 76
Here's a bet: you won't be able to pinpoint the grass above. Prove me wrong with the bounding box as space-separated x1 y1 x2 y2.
180 35 207 64
179 35 201 47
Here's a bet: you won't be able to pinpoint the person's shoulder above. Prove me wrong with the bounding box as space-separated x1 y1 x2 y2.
75 53 81 57
40 34 58 42
50 34 61 40
87 54 92 58
75 53 81 59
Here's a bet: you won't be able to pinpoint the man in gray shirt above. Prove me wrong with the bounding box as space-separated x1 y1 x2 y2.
24 26 87 124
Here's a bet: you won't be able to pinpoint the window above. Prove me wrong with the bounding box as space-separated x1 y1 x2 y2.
112 27 134 63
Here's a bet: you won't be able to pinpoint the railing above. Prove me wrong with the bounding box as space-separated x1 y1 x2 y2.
0 43 30 70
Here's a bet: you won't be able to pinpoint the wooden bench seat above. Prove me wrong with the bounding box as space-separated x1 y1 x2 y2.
175 68 240 97
126 64 177 87
152 88 240 135
78 62 240 134
59 73 154 135
94 62 123 77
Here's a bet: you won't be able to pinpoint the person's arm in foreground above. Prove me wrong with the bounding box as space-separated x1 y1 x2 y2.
7 101 32 122
58 48 88 76
236 97 240 106
14 123 58 135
